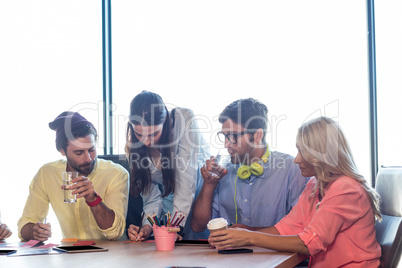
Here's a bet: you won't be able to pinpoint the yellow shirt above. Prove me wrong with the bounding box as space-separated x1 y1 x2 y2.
18 159 129 240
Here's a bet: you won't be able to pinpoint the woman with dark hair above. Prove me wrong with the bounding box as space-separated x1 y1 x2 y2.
126 91 206 240
208 117 381 267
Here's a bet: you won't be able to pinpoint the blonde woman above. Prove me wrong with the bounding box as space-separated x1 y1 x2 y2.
209 117 382 267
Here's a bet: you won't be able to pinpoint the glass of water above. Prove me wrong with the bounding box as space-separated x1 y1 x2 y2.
63 171 78 203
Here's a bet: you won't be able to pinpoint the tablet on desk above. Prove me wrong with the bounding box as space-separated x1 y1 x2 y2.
176 239 209 245
0 249 17 255
54 245 108 253
175 240 209 245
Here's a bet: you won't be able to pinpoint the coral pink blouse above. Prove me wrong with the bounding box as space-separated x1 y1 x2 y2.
275 176 381 267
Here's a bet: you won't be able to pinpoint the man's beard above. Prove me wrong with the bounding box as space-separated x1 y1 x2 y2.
67 157 96 176
76 161 96 176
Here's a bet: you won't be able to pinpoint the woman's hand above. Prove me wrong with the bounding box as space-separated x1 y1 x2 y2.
176 233 183 241
208 228 252 249
128 224 152 241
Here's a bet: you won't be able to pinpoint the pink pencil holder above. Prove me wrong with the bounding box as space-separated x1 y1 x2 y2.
153 225 177 251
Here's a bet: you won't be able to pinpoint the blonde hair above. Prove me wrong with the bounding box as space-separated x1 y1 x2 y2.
296 116 381 221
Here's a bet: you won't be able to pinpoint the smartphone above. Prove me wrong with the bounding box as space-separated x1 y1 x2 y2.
218 248 253 254
0 249 17 255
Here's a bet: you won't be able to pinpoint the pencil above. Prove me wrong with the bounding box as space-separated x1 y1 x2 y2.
167 211 171 227
41 217 47 231
137 212 145 235
156 215 161 227
172 212 183 226
153 213 161 227
146 215 154 226
171 210 178 226
176 214 186 226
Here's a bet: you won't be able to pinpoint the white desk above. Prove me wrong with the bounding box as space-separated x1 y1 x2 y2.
0 240 307 268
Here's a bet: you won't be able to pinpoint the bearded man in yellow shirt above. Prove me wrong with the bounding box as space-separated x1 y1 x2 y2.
18 112 129 241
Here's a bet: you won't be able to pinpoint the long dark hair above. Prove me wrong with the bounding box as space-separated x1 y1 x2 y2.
125 91 175 197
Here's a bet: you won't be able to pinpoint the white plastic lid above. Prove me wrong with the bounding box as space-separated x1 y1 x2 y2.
207 218 228 230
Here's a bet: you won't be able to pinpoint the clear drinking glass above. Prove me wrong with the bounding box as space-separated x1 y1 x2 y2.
63 171 78 203
199 147 230 178
209 152 230 178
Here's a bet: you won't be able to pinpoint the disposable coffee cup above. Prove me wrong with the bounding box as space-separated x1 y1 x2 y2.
207 218 228 233
153 225 177 251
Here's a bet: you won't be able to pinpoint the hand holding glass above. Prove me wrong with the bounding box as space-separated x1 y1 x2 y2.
209 154 229 178
63 171 78 203
199 147 229 178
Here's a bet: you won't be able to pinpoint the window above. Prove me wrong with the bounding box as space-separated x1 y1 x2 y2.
0 1 102 239
375 0 402 167
112 1 370 177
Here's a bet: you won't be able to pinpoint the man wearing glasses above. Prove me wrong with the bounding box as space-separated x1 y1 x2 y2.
191 98 309 232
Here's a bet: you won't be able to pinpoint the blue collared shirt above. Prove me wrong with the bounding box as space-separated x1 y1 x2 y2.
212 151 309 227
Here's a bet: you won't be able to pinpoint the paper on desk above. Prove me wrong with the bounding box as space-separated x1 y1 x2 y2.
21 240 41 248
38 243 59 248
8 247 63 257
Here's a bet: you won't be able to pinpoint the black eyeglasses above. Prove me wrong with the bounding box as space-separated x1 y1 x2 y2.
217 130 254 144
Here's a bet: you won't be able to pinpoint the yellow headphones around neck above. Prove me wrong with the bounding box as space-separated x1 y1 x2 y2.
236 147 271 180
234 146 271 223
